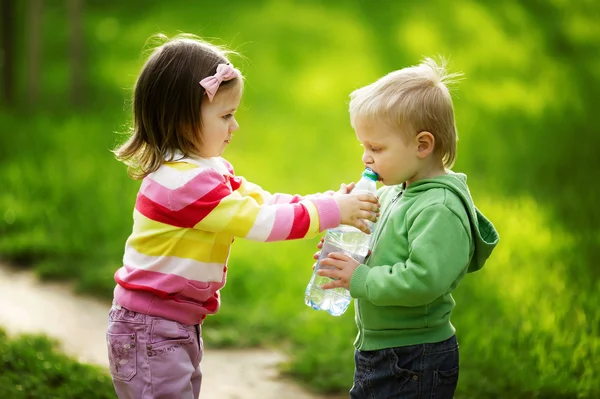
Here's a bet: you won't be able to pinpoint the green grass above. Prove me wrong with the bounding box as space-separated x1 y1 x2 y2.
1 0 599 397
0 329 115 399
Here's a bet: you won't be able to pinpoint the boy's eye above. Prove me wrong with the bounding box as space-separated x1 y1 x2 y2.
371 147 381 153
223 114 233 120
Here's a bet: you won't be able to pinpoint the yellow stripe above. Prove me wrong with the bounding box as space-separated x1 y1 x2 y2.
220 193 260 237
237 178 267 205
130 211 231 263
192 194 238 232
302 200 321 237
194 191 259 237
212 234 233 260
164 161 198 171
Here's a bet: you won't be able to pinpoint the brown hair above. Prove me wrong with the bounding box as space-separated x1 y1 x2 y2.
349 57 462 168
114 33 243 179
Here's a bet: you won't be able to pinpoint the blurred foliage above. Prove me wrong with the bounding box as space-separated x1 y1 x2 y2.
1 0 599 397
0 329 115 398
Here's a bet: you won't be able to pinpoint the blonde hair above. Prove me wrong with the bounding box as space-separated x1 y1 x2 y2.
114 33 243 179
349 57 462 168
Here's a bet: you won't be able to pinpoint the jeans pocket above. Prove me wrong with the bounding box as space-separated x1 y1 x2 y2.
433 363 459 398
107 332 137 382
147 319 194 357
437 366 459 383
387 347 421 390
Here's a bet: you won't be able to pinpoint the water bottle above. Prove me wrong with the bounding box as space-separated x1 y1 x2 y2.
304 168 378 316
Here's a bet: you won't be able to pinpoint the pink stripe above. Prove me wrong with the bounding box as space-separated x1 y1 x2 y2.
114 285 216 325
266 205 294 241
310 196 341 231
221 158 235 175
141 170 224 211
117 265 218 303
270 193 303 205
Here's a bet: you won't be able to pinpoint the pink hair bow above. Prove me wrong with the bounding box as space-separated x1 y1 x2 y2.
199 63 239 102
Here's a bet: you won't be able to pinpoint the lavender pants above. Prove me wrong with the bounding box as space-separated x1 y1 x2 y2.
106 304 203 399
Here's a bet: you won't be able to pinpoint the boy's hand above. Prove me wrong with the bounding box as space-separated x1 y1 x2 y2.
311 237 325 270
334 193 379 234
317 252 361 290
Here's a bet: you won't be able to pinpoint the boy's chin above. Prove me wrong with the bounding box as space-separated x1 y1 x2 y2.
380 177 401 186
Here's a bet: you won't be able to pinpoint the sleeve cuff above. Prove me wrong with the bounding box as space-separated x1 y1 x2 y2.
309 195 341 231
350 263 370 299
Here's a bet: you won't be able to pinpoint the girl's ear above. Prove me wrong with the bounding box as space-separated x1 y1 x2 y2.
416 131 435 159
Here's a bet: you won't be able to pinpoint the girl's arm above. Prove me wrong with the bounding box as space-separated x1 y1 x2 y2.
222 158 338 206
137 167 340 241
229 175 310 206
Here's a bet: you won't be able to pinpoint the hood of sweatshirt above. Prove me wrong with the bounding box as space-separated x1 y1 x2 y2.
403 171 499 272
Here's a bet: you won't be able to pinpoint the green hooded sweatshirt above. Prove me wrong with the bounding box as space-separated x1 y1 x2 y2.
349 171 499 350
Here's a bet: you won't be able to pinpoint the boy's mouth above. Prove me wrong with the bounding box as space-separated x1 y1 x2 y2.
371 170 382 182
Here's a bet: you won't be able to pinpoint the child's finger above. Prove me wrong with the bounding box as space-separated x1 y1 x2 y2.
316 237 324 249
357 193 379 203
317 268 337 279
360 210 377 222
327 252 351 262
364 203 380 213
321 279 341 290
351 219 371 234
313 251 321 260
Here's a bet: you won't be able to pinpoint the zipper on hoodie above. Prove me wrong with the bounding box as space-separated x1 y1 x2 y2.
356 187 403 347
368 187 403 251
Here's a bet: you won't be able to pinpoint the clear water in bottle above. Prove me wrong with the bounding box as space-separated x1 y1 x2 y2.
304 226 371 316
304 168 378 316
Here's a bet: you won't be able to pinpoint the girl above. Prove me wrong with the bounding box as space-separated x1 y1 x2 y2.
106 34 379 399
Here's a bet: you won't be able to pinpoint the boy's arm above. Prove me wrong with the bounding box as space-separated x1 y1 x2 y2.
137 168 340 241
349 204 470 307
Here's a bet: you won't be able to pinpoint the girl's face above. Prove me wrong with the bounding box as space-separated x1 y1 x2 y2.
198 86 242 158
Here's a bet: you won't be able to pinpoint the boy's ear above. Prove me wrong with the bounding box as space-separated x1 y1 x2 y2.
416 131 435 159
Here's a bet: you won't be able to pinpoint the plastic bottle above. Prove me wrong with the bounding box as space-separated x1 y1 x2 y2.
304 168 378 316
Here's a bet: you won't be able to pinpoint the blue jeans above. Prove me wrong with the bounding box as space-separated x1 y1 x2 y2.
350 335 459 399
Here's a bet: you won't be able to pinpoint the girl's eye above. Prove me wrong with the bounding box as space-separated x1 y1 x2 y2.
371 147 381 153
223 114 233 120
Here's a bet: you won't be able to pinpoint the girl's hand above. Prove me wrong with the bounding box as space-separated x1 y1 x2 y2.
334 193 379 234
317 252 361 290
337 182 355 194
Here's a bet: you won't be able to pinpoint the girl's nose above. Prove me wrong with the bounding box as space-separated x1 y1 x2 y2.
230 117 239 132
362 152 373 164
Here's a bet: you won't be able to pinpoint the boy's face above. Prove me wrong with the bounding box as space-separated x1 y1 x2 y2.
354 117 420 186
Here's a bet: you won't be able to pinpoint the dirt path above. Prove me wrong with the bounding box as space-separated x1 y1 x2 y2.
0 264 342 399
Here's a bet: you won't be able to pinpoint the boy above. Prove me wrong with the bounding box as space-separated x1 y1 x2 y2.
317 58 499 398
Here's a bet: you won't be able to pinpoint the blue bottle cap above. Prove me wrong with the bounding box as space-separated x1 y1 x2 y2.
362 168 379 181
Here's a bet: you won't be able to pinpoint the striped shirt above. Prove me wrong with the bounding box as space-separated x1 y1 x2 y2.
113 155 340 325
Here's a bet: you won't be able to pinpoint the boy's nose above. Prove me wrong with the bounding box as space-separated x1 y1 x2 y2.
362 152 373 164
